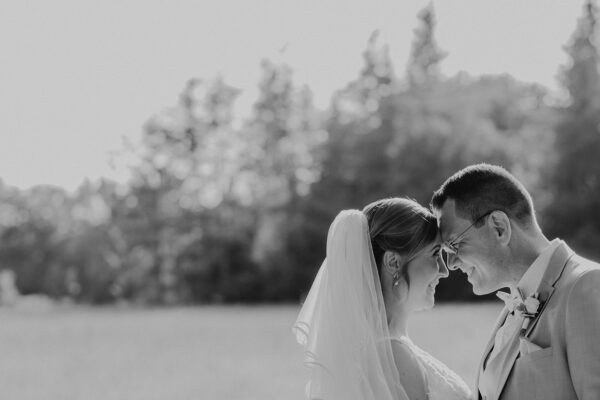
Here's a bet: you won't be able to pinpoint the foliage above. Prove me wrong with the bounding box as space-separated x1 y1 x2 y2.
407 4 447 89
544 0 600 260
0 4 596 303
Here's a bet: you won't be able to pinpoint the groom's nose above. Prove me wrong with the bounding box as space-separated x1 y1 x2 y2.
446 252 461 270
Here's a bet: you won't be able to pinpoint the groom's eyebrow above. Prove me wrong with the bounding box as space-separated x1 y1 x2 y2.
440 221 458 243
446 232 461 245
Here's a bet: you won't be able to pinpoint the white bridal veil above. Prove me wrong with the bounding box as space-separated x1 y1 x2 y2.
293 210 409 400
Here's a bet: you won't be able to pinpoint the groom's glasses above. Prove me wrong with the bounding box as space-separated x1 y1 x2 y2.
439 211 494 266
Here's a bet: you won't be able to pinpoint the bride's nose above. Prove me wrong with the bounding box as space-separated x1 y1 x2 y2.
436 256 450 278
439 261 449 278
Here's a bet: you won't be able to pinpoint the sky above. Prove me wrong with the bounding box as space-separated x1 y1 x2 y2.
0 0 588 191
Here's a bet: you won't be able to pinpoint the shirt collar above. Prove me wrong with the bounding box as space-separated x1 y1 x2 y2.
513 238 561 299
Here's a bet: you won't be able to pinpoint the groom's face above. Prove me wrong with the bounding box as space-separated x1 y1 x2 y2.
438 199 505 295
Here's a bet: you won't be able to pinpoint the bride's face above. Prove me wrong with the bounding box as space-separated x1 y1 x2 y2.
405 237 448 311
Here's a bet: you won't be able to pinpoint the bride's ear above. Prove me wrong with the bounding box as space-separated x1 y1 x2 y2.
382 251 409 302
382 251 401 272
383 250 399 273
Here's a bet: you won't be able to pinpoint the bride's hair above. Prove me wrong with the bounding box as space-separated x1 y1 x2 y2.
363 197 438 285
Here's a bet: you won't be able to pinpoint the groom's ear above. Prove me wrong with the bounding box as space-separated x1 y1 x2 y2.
489 211 511 245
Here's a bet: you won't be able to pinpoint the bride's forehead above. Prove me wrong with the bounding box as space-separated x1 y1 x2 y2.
421 236 442 253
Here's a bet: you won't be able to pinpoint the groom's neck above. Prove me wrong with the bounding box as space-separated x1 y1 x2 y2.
506 227 550 287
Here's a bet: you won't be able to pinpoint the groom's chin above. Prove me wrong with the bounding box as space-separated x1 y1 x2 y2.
470 283 495 296
471 286 485 295
468 280 485 295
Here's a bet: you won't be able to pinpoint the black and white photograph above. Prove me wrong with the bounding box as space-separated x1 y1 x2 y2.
2 1 600 399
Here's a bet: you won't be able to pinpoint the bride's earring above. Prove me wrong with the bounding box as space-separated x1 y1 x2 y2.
390 267 409 303
392 270 400 288
383 252 404 292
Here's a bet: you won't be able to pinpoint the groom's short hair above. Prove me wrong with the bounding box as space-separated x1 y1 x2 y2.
430 164 536 227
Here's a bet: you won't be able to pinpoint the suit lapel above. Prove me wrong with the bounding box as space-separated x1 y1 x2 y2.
481 308 509 367
523 241 573 338
493 325 523 400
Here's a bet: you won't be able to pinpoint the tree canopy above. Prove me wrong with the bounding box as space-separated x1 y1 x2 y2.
1 3 598 304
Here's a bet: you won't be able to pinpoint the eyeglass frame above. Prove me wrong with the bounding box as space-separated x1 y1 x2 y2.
439 210 495 267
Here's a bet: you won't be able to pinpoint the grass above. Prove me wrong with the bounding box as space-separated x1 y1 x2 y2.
0 302 502 400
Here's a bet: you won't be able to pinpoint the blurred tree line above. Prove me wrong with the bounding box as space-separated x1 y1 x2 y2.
2 3 600 304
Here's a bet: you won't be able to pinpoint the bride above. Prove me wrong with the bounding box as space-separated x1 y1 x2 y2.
293 198 472 400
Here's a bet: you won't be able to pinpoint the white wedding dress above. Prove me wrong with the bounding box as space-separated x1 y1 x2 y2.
394 336 472 400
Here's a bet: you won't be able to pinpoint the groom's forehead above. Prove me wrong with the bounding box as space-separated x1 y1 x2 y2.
438 200 461 238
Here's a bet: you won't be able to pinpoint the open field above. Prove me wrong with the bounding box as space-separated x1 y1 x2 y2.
0 303 502 400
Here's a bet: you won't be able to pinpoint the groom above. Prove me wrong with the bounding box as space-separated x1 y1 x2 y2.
430 164 600 400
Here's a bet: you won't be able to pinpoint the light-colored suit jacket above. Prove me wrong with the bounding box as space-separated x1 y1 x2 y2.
476 241 600 400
